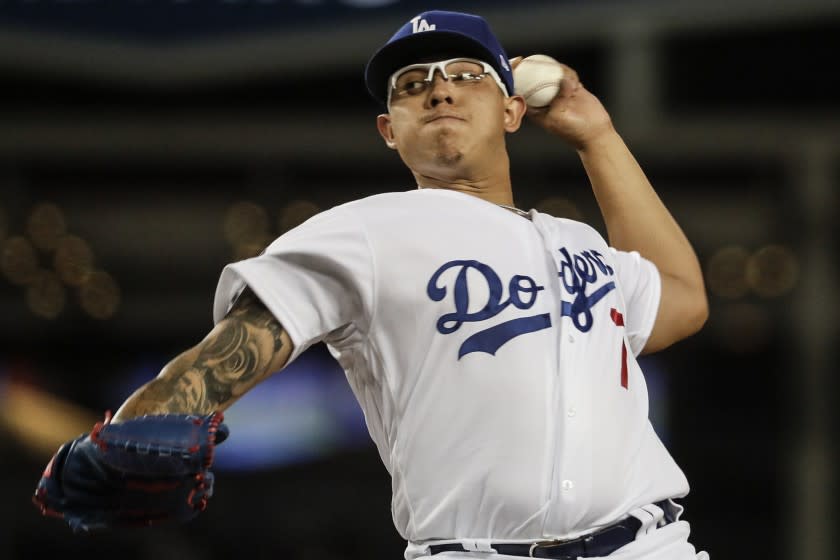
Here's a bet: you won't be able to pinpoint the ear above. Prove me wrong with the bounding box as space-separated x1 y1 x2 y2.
376 114 398 150
503 95 527 133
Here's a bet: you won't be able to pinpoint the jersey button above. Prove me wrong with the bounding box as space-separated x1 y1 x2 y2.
567 407 577 417
568 335 575 343
562 480 574 491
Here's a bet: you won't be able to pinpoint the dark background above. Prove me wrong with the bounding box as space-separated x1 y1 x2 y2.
1 1 838 559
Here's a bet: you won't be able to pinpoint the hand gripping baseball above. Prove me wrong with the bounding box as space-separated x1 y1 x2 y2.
510 55 614 150
32 411 229 533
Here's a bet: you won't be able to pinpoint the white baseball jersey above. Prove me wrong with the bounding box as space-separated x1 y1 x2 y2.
212 188 690 555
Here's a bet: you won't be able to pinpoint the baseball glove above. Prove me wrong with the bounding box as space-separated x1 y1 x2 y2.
32 410 229 533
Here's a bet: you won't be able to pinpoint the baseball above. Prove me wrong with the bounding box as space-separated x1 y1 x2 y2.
512 54 565 108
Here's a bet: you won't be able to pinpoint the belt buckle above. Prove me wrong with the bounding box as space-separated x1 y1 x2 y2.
528 540 570 559
528 538 582 560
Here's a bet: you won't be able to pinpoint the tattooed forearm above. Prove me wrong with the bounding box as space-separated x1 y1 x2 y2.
113 289 292 421
227 289 287 354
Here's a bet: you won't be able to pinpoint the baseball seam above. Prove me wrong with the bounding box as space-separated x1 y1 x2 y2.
523 82 560 100
514 57 563 104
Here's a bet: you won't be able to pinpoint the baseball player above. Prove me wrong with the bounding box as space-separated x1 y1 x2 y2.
34 9 710 560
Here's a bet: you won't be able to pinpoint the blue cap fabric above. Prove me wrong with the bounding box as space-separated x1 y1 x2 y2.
364 10 514 107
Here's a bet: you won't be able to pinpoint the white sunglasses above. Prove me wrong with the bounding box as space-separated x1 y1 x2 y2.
387 57 509 108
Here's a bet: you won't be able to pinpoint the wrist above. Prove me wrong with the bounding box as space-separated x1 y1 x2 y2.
575 122 619 154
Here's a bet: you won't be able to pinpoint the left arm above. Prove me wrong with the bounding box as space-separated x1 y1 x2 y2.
113 288 293 421
520 61 708 353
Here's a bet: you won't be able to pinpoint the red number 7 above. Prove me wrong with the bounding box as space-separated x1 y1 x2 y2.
610 308 628 389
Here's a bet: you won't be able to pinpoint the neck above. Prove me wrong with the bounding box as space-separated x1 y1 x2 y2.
409 140 516 205
411 167 514 206
415 177 515 206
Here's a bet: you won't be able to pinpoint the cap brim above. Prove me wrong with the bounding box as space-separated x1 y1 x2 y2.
365 31 502 107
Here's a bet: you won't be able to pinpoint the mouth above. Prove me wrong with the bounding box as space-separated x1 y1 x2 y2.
424 113 466 124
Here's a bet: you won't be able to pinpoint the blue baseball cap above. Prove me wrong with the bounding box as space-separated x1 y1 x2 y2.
364 10 514 107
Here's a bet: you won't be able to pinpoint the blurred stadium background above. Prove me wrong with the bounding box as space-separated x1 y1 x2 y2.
0 0 837 558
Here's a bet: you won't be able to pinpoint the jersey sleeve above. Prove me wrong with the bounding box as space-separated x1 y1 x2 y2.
212 205 374 364
609 248 661 356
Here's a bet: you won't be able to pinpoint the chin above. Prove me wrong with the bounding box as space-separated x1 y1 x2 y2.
434 151 464 167
432 141 465 167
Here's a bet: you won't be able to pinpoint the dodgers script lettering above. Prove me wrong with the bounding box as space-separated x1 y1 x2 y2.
427 260 551 359
557 248 616 332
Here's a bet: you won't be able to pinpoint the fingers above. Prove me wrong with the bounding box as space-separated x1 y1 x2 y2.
525 71 586 120
559 63 579 84
557 63 581 97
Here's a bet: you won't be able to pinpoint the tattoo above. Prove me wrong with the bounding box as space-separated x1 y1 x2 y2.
116 288 289 419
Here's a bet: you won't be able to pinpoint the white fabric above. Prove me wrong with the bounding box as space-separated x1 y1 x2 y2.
213 188 692 557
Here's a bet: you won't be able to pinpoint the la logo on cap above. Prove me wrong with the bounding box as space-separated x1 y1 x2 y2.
411 15 436 33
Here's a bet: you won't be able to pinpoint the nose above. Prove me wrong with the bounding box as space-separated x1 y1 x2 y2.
427 72 455 107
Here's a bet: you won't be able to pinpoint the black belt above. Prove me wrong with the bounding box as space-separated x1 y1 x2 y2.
428 501 674 559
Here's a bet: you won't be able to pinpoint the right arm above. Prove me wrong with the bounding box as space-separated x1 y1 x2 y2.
112 288 293 421
515 59 708 353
